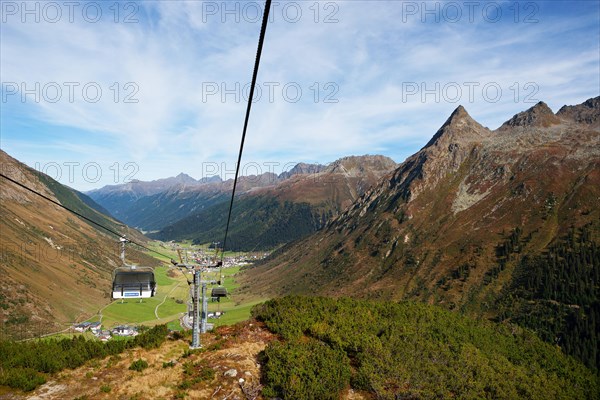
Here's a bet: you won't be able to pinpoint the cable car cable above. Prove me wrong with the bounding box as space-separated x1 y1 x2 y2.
220 0 272 271
0 173 175 262
2 0 272 283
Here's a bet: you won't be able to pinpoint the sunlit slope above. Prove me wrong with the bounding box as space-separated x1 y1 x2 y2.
0 150 158 338
240 97 600 370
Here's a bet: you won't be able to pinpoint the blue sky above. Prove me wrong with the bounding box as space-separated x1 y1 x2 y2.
1 0 599 191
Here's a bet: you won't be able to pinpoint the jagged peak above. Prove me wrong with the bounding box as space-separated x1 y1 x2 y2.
279 162 326 179
531 101 552 112
499 101 560 129
451 105 469 119
423 105 486 149
436 105 473 130
325 155 397 174
556 96 599 125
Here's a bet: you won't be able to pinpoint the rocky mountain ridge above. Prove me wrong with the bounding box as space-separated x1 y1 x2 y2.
88 155 397 235
239 96 600 369
150 155 398 250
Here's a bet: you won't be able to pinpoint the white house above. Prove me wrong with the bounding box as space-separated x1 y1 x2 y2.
112 325 138 336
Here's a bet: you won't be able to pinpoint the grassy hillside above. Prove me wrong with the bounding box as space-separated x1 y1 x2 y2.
253 296 599 400
34 172 126 235
0 325 169 391
0 151 158 339
3 296 597 399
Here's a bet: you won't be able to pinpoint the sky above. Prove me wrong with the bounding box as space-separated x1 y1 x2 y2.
1 0 599 191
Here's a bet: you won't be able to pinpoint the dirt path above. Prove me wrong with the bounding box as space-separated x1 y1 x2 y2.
155 281 183 319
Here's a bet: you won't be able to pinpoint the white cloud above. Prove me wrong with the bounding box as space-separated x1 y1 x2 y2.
1 0 598 190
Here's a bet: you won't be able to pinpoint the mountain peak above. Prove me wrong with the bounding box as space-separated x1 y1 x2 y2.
174 173 197 182
423 105 486 149
451 105 469 119
556 96 599 125
325 155 397 175
500 101 560 129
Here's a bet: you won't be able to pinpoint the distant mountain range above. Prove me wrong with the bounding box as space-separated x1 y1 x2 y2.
88 155 398 250
0 150 156 338
239 97 600 370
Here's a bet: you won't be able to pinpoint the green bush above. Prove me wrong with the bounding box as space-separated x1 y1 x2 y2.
261 339 351 400
100 384 111 393
0 325 169 391
128 359 148 372
0 367 46 392
253 296 600 400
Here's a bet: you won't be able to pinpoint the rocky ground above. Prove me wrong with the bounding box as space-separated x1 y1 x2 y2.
1 322 274 400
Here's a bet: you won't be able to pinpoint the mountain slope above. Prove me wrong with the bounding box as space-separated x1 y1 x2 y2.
0 150 158 339
152 156 397 250
239 97 600 369
7 298 598 400
152 195 321 251
86 173 218 223
89 157 396 236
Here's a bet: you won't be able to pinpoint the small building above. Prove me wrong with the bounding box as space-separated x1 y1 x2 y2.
73 322 92 332
99 334 111 342
112 325 138 336
89 322 102 334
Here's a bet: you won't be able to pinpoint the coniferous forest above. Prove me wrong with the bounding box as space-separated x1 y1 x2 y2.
497 224 600 371
153 196 323 251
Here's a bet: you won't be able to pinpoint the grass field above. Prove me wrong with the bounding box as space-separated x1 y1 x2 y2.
88 247 267 330
144 241 181 264
212 298 266 327
93 266 189 327
202 266 267 327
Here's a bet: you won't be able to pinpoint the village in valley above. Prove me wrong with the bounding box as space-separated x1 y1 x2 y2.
72 322 138 342
64 241 270 344
164 241 269 268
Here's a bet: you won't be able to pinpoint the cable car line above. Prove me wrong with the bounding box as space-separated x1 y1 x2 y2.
0 172 175 262
220 0 272 272
3 0 272 337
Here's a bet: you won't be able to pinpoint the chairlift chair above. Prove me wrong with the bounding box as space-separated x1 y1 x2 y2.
112 236 156 299
211 286 228 299
111 266 156 299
